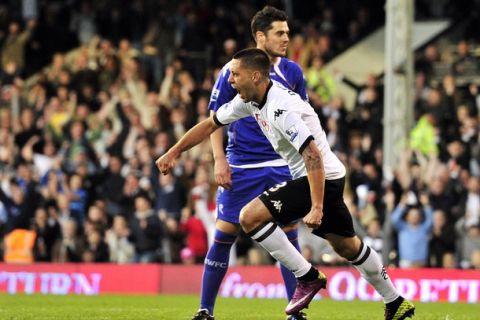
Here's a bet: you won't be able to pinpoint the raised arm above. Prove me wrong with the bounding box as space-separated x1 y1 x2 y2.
301 139 326 229
155 116 220 175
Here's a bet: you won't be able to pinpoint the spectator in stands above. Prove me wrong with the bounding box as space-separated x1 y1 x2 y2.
428 209 456 267
14 108 41 151
32 207 61 262
452 40 478 76
129 193 163 263
85 204 108 234
0 172 39 234
456 220 480 269
56 193 83 229
1 19 36 73
288 34 311 70
63 174 88 222
363 219 384 256
392 192 433 268
63 120 99 174
98 155 125 217
410 113 439 157
52 218 84 262
415 44 441 78
306 56 336 107
154 173 186 221
120 172 143 218
179 207 208 264
457 175 480 228
83 227 109 262
105 215 135 263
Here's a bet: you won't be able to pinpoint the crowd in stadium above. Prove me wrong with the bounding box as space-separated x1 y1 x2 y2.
0 0 478 269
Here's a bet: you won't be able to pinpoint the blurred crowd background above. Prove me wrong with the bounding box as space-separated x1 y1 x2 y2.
0 0 479 270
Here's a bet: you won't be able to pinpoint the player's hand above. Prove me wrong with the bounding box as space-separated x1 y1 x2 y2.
303 207 323 229
155 150 178 175
214 156 232 190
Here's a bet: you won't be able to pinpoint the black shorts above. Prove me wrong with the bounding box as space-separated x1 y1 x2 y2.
259 176 355 238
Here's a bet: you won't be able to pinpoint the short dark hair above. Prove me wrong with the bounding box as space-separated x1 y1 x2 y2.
233 48 270 78
250 6 287 40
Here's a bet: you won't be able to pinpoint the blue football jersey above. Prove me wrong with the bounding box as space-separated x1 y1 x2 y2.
209 57 307 166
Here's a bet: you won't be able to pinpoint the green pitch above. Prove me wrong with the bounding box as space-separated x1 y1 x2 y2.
0 294 478 320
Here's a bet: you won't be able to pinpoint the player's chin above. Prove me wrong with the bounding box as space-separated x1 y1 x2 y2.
276 48 288 57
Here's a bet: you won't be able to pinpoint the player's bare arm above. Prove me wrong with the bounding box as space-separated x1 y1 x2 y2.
301 139 325 229
156 116 220 175
210 110 232 190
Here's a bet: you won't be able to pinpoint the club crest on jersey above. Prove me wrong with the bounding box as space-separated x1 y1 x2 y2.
286 125 298 142
274 109 286 120
254 113 271 132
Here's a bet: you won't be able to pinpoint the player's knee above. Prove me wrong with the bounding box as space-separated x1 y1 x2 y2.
239 205 254 230
239 201 264 231
331 241 358 260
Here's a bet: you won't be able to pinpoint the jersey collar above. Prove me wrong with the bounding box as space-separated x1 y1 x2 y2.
256 81 273 110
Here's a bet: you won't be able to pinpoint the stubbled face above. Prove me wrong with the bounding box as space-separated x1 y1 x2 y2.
257 21 289 58
228 59 255 101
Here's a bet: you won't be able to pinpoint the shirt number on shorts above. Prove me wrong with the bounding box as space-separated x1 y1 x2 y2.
268 182 287 192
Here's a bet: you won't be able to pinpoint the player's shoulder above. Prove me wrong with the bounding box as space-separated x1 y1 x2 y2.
218 60 232 78
266 82 297 114
278 57 303 73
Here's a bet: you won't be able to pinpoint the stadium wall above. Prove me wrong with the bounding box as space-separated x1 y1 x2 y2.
0 264 479 303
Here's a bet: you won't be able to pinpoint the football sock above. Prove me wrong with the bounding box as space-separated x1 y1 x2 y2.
281 229 302 300
297 266 320 282
350 241 399 303
248 222 311 278
386 296 404 310
200 229 237 315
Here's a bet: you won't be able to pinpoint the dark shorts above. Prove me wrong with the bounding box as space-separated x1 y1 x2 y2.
259 176 355 238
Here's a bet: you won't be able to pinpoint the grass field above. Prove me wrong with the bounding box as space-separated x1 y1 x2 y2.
0 294 478 320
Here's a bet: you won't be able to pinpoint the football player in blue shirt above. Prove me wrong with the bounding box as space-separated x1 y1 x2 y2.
192 6 308 320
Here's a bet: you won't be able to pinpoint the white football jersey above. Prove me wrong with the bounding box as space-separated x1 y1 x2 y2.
214 80 346 180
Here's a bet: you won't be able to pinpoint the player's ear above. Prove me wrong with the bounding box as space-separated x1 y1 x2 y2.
255 31 265 43
252 71 259 82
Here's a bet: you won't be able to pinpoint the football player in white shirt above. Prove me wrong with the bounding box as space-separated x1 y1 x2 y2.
156 48 415 320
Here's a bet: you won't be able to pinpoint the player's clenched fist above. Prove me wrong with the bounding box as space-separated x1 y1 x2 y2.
155 150 177 175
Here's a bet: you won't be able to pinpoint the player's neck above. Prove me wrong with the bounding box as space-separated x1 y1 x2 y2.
269 56 280 65
253 80 272 106
256 45 279 65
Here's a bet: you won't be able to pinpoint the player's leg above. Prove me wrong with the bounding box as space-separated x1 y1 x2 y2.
318 177 414 320
326 234 400 302
194 219 240 320
282 224 307 320
194 167 267 319
280 223 301 302
239 177 327 316
325 234 415 319
266 167 302 304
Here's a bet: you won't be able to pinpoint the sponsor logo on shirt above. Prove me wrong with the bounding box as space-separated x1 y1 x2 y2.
286 125 298 142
